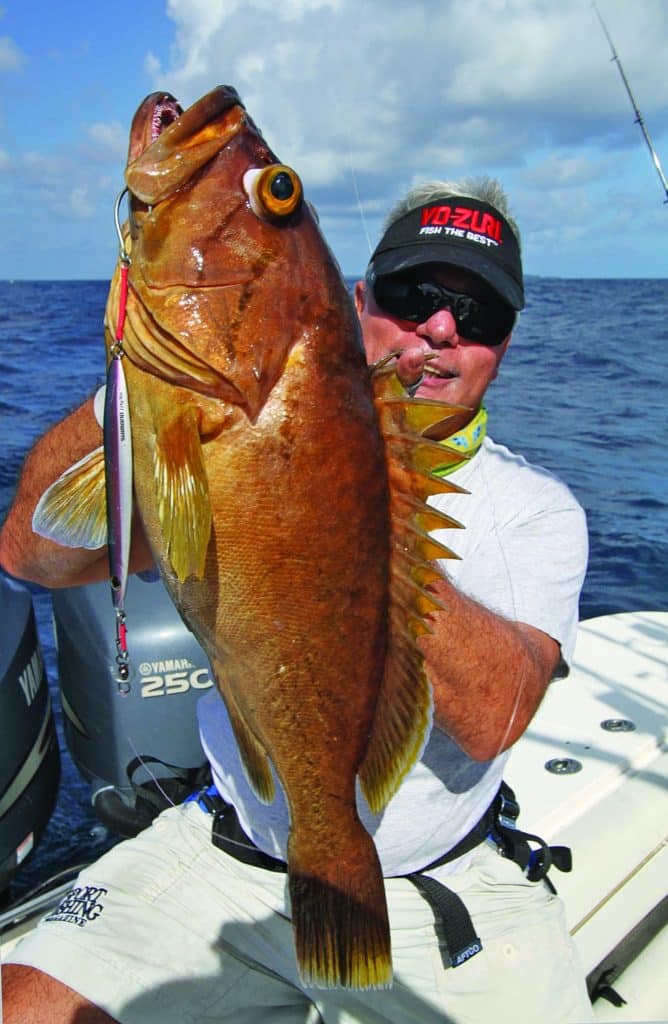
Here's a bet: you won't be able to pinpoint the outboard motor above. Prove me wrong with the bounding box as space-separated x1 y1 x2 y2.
0 575 60 896
52 573 213 837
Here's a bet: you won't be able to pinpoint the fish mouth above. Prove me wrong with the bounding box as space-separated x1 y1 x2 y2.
126 86 247 205
150 96 182 143
127 91 184 166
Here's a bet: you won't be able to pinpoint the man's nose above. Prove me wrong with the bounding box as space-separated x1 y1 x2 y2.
416 306 459 347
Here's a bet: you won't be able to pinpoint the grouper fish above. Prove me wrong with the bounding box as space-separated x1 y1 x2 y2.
33 86 467 989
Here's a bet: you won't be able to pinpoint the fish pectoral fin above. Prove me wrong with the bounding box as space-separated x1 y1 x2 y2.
32 446 107 549
153 410 212 583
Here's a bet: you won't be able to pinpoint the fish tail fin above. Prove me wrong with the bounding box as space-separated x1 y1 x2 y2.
288 824 392 990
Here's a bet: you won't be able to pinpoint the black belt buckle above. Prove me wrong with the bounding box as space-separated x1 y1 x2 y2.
496 788 520 830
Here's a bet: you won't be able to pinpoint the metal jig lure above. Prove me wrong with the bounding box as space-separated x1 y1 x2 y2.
104 187 134 693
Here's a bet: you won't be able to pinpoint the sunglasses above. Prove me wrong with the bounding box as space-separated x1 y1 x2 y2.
369 273 516 346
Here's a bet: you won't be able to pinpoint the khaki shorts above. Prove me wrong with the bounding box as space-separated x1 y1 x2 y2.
7 801 593 1024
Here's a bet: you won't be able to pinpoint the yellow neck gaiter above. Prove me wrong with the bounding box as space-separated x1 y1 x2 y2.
433 406 488 477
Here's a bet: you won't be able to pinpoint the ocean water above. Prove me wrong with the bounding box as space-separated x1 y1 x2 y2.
1 276 667 900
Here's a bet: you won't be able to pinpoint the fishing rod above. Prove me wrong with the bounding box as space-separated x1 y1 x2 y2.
592 0 668 204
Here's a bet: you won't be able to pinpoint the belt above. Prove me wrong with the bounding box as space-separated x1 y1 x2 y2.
189 780 572 971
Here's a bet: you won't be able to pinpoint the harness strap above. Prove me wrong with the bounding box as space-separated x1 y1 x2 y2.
208 794 287 874
491 821 572 891
489 781 573 891
125 761 569 888
407 873 482 968
416 795 499 873
125 755 211 817
401 794 496 970
188 778 572 972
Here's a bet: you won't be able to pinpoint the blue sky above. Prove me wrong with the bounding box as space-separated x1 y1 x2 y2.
1 0 666 280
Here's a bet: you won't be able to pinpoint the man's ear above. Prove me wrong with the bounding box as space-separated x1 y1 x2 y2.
354 279 366 317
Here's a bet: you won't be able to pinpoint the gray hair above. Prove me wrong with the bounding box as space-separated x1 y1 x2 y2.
382 176 521 249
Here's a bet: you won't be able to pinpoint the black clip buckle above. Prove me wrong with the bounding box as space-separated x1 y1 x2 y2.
496 789 520 830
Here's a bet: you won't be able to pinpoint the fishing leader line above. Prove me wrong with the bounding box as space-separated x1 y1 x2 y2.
475 452 531 762
345 119 373 258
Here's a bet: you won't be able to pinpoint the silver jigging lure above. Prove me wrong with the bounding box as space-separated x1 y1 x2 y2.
105 187 134 692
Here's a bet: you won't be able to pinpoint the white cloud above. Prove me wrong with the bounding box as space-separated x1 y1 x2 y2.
5 0 664 279
236 53 266 82
4 146 119 226
144 51 161 79
86 121 128 161
59 185 97 219
0 34 24 71
124 0 664 275
521 153 608 189
147 0 666 189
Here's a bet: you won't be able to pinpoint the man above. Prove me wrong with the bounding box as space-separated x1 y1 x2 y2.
0 178 591 1023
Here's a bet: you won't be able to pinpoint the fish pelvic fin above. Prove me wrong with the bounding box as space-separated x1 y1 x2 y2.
210 659 275 804
288 824 392 989
359 371 468 814
153 409 212 583
32 446 107 549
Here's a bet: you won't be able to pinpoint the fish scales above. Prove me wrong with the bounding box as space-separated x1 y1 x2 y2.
33 85 466 989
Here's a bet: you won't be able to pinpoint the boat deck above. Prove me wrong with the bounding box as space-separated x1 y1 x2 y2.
505 611 668 1020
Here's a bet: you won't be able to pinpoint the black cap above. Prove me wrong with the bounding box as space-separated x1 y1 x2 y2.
368 196 524 311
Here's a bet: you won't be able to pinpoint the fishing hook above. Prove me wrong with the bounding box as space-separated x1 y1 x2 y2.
113 186 132 266
111 187 132 360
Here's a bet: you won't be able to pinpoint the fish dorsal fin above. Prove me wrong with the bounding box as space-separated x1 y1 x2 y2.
209 657 275 804
359 370 468 814
32 446 107 549
153 408 213 583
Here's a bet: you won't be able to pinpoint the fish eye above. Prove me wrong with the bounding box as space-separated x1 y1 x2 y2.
243 164 303 221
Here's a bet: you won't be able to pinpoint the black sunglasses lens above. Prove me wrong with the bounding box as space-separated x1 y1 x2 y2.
455 299 511 346
470 303 515 346
372 278 436 322
372 276 514 346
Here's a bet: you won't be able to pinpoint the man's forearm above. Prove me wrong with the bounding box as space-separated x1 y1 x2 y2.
1 400 102 585
0 399 153 588
420 576 560 761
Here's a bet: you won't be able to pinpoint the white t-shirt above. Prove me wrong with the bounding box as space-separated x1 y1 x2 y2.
198 435 588 879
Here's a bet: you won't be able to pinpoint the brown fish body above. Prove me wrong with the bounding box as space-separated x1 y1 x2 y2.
96 87 464 988
124 283 394 978
32 86 464 987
